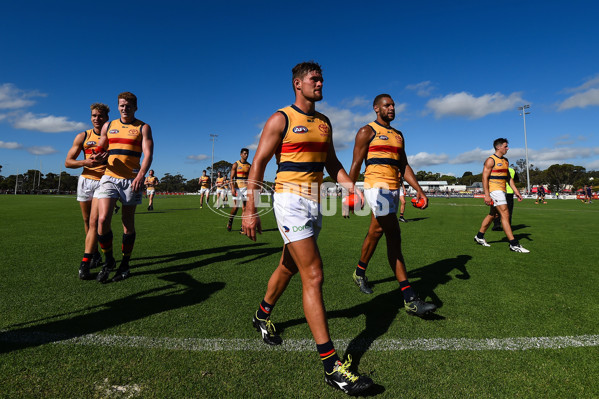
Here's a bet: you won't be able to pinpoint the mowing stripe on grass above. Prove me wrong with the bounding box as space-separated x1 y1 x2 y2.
2 331 598 351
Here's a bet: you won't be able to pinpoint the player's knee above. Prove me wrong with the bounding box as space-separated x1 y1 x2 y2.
302 265 324 288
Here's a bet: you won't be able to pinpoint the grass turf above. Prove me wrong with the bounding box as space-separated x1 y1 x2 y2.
0 194 598 398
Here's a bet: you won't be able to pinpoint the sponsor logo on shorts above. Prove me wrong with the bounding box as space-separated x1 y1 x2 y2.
292 126 309 134
283 226 290 233
109 129 119 134
291 223 311 232
379 135 389 140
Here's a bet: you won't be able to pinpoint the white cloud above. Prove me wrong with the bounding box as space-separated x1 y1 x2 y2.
247 132 262 151
317 102 376 149
406 81 435 97
407 152 450 169
341 96 370 108
26 146 58 155
187 154 209 162
0 83 45 110
0 140 23 150
449 148 490 165
557 88 599 111
426 91 525 119
13 112 87 133
562 74 599 93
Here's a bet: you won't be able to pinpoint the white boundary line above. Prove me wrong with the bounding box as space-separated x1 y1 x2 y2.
2 331 599 351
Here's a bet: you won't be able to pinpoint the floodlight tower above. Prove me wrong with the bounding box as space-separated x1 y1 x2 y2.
518 105 531 194
209 134 218 183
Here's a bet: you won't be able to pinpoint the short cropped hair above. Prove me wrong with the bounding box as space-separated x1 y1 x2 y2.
240 148 249 153
493 138 508 149
90 103 110 117
373 94 392 108
291 61 322 90
118 92 137 107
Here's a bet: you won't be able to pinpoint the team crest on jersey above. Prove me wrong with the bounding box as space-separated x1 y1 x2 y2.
109 129 119 134
379 135 389 140
318 124 329 134
128 129 139 136
293 126 309 134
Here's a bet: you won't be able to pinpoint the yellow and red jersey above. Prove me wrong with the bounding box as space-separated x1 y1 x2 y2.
200 175 211 188
81 129 106 180
364 121 404 190
274 105 331 201
235 160 251 189
216 176 225 188
488 154 509 192
105 118 145 179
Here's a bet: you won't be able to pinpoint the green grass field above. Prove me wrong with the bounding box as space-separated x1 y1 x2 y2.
1 194 598 398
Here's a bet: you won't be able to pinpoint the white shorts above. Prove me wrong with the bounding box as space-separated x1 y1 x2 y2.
399 187 405 197
147 188 155 196
199 187 210 195
273 192 322 244
216 188 225 196
77 176 101 202
364 188 400 217
490 190 507 206
236 187 248 200
96 175 142 206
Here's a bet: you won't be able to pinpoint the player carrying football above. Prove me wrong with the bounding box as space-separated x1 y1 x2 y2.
241 61 373 395
347 94 436 316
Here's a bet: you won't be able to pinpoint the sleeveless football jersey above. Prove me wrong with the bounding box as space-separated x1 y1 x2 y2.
200 176 211 188
274 105 331 201
488 154 509 192
81 129 106 180
364 121 404 190
235 160 251 189
216 177 225 188
146 176 158 187
105 118 145 179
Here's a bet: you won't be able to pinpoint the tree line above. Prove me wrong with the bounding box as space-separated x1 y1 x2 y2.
1 159 596 194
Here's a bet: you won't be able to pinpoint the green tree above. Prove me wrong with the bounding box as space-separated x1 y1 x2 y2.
207 160 233 177
160 173 186 192
544 164 586 192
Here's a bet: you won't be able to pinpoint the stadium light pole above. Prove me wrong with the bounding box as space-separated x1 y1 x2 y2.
209 134 218 183
518 105 531 194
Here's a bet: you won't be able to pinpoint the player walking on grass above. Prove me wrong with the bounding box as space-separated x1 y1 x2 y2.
241 61 373 395
94 92 154 283
198 170 211 208
398 177 408 223
214 171 226 208
347 94 436 316
226 148 250 232
144 169 158 211
65 103 110 280
474 138 529 253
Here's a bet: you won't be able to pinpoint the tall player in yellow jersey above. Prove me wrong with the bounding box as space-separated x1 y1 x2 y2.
241 62 373 395
65 103 110 279
214 171 226 208
474 138 529 252
226 148 250 232
94 92 154 283
347 94 436 316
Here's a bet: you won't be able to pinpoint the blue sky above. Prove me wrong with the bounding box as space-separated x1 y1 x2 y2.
1 0 598 182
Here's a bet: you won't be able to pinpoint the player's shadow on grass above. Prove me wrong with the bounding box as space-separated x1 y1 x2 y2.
126 243 280 277
487 231 532 244
404 217 428 223
511 223 529 231
0 273 225 355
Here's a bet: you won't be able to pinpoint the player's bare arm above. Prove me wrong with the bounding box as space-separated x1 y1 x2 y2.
229 162 238 196
482 157 494 205
509 177 523 201
65 132 100 169
399 143 428 209
93 121 110 164
132 124 154 192
242 112 286 241
348 125 373 183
